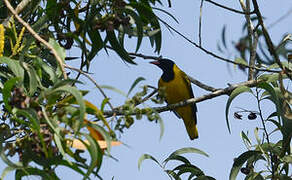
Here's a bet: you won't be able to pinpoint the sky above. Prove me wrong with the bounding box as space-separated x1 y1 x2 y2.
1 0 292 180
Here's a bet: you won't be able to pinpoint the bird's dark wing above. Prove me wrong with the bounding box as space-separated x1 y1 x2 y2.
180 70 197 124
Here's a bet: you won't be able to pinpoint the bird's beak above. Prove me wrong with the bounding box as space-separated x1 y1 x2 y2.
150 60 160 65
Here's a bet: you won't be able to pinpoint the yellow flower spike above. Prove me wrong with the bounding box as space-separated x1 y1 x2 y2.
11 26 26 57
0 24 5 57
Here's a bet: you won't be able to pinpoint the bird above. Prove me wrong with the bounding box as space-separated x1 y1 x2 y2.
150 59 198 140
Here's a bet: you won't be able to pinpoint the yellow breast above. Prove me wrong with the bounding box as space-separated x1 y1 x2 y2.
158 64 190 104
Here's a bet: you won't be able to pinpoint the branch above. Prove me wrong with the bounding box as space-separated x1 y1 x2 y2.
239 0 258 80
4 0 67 79
157 17 280 73
103 79 264 116
252 0 292 79
199 0 204 46
204 0 254 15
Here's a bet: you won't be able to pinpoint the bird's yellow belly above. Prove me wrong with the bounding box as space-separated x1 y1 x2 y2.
159 76 190 104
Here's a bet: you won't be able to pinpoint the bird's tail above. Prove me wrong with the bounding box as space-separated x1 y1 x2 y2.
177 106 198 140
185 121 198 140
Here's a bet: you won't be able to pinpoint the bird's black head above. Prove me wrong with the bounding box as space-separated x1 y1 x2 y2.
150 59 175 82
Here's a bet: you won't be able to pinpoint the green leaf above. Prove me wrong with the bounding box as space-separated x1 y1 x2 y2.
34 57 57 83
165 170 182 180
49 38 66 61
222 25 227 49
130 2 161 53
106 30 136 64
173 164 204 177
234 57 248 67
229 150 262 180
152 7 179 24
240 131 252 148
57 160 86 176
86 123 112 153
83 134 103 177
157 115 164 140
138 154 161 170
87 28 103 62
127 77 146 97
163 155 190 166
54 134 71 165
225 86 252 133
124 8 144 53
195 176 216 180
168 147 209 158
101 98 110 112
53 85 85 131
26 65 41 95
3 77 21 112
257 82 279 107
0 57 24 80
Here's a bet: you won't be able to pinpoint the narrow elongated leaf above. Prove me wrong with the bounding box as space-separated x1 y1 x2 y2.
195 175 216 180
53 85 85 131
86 122 112 153
173 164 204 177
157 115 164 140
165 170 182 180
130 2 161 53
26 66 40 95
225 86 252 133
54 134 71 165
3 77 21 112
234 57 248 67
229 151 261 180
34 57 57 82
87 28 103 61
106 30 136 64
49 38 66 61
152 7 179 24
124 8 143 52
83 134 103 177
0 57 24 80
240 131 252 148
127 77 145 97
222 25 227 49
163 155 191 165
138 154 161 170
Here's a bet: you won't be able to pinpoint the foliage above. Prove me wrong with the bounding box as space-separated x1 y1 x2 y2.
138 147 215 180
0 0 291 179
0 0 167 179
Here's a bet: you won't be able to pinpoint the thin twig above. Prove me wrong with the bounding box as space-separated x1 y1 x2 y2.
4 0 67 79
157 17 280 73
239 0 258 80
187 75 219 92
64 64 116 112
205 0 254 15
103 79 264 116
199 0 204 46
